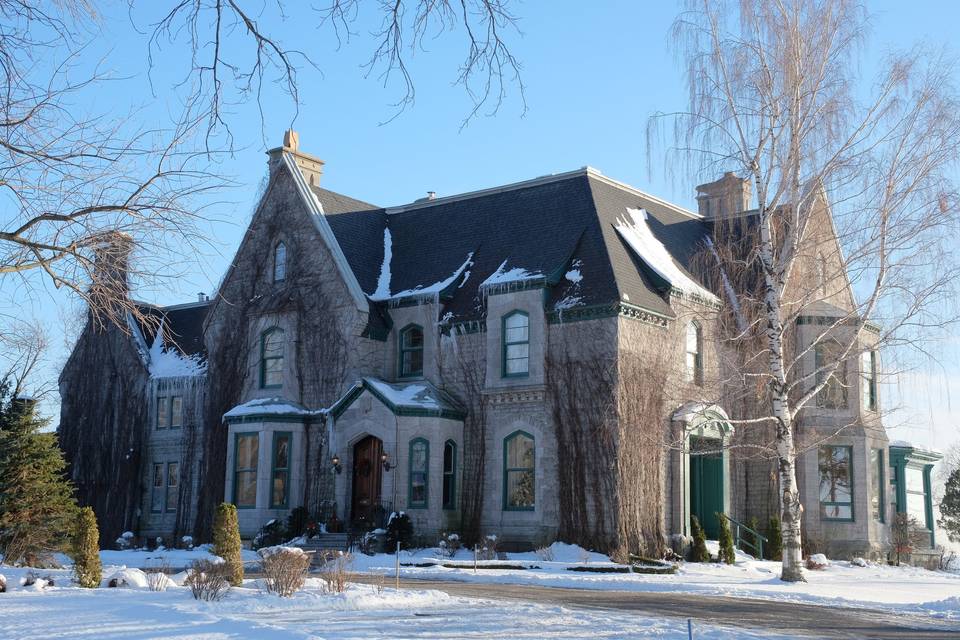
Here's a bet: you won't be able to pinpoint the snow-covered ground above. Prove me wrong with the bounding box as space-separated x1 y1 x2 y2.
98 543 261 570
351 542 960 621
0 562 788 639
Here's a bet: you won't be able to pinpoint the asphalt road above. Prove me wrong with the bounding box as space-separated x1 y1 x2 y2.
347 574 960 639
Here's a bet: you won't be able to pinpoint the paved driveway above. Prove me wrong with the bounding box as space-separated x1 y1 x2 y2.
349 574 959 639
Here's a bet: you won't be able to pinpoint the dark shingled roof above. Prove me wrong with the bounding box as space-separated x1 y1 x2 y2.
138 301 210 357
311 169 715 324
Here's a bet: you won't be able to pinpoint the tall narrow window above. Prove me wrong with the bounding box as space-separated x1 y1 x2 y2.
685 321 703 385
273 241 286 282
862 350 877 412
816 342 848 409
151 463 164 513
270 432 292 509
408 438 429 508
170 396 183 429
399 325 424 378
442 440 457 510
819 445 853 520
156 396 168 430
234 433 259 508
871 448 885 523
260 328 284 389
502 311 529 377
166 462 179 512
504 431 535 510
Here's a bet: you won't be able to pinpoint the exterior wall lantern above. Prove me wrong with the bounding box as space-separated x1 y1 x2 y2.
381 452 393 472
331 455 342 475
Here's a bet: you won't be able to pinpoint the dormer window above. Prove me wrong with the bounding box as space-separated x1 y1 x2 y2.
685 321 703 386
502 311 530 377
399 325 424 378
260 327 284 389
273 241 287 282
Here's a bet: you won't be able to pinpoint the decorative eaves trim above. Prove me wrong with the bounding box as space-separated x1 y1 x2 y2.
282 152 368 312
328 379 467 421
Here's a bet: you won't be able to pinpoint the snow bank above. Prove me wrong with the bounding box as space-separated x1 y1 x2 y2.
615 207 716 301
105 568 150 589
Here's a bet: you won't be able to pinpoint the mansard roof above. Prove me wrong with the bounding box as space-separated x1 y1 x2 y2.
313 167 716 324
137 300 210 357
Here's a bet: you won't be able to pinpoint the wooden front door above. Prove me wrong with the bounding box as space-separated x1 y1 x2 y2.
351 435 383 526
690 436 724 539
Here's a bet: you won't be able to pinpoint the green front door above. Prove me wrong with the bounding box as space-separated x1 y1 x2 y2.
690 436 724 539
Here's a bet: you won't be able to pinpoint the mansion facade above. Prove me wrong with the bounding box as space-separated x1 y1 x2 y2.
58 131 941 561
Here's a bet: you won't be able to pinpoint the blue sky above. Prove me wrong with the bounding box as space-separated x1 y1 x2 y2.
8 1 959 455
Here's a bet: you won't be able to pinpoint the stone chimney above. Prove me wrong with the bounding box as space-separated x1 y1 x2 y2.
695 172 752 219
267 129 325 187
89 230 133 302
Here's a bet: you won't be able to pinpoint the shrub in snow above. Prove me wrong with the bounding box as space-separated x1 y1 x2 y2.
534 545 554 562
115 531 135 550
689 516 710 563
181 535 194 550
286 506 309 539
438 532 461 558
106 568 150 589
146 569 174 592
805 553 830 570
765 517 782 561
744 517 762 558
72 507 101 588
385 512 413 552
259 546 310 597
213 503 243 586
318 551 352 594
717 513 735 565
0 574 5 592
185 559 230 601
253 518 286 550
478 534 500 561
850 557 868 568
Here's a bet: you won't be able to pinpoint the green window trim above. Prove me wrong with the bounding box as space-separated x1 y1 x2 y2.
398 324 424 378
442 440 457 510
259 327 284 389
233 431 259 509
165 461 179 513
269 431 292 509
819 445 854 522
872 448 886 524
862 350 878 412
503 430 536 511
408 438 429 509
273 241 287 283
501 310 530 378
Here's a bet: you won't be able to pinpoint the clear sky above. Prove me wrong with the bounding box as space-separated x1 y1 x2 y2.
7 1 959 457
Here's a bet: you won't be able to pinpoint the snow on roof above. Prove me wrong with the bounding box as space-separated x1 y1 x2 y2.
480 259 543 287
615 207 717 302
148 321 206 378
362 378 442 410
223 397 320 419
372 228 392 300
369 251 474 302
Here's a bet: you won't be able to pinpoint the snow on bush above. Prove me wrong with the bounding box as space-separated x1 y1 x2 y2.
260 546 311 597
20 571 54 590
438 532 461 558
851 557 868 567
185 559 230 601
806 553 830 570
0 574 5 593
115 531 135 550
106 568 150 589
181 536 194 550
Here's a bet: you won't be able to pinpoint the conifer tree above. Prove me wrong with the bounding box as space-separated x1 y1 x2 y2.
0 389 77 564
766 517 783 561
72 507 101 588
717 513 736 565
940 468 960 544
689 515 710 562
213 503 243 586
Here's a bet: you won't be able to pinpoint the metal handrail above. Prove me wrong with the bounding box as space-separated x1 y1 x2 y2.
723 514 768 560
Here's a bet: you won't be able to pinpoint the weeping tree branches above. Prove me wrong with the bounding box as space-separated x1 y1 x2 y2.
654 0 960 581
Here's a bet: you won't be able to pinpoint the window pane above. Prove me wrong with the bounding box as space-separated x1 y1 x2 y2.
505 313 528 336
157 396 167 429
686 323 699 353
819 446 852 519
272 472 288 508
151 464 164 512
236 471 257 507
263 331 284 357
411 474 426 504
237 434 259 470
870 449 882 522
274 434 290 469
905 467 924 493
907 491 927 526
166 463 179 512
411 441 427 472
403 327 423 349
403 348 423 376
507 434 534 469
507 470 535 508
274 243 286 282
443 442 454 473
264 357 283 387
170 396 182 428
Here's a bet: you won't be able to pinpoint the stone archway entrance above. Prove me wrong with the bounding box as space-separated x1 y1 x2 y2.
351 435 383 527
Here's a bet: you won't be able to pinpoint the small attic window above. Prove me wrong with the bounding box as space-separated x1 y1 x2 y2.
273 241 287 282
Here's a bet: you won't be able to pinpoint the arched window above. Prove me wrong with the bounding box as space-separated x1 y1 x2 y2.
685 321 703 386
442 440 457 510
502 311 529 377
399 324 424 378
273 242 287 282
260 328 284 389
503 431 535 510
815 341 847 409
408 438 429 508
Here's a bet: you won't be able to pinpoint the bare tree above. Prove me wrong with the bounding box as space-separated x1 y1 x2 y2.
656 0 960 581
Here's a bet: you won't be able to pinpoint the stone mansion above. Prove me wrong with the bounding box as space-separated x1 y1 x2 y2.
58 131 941 560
